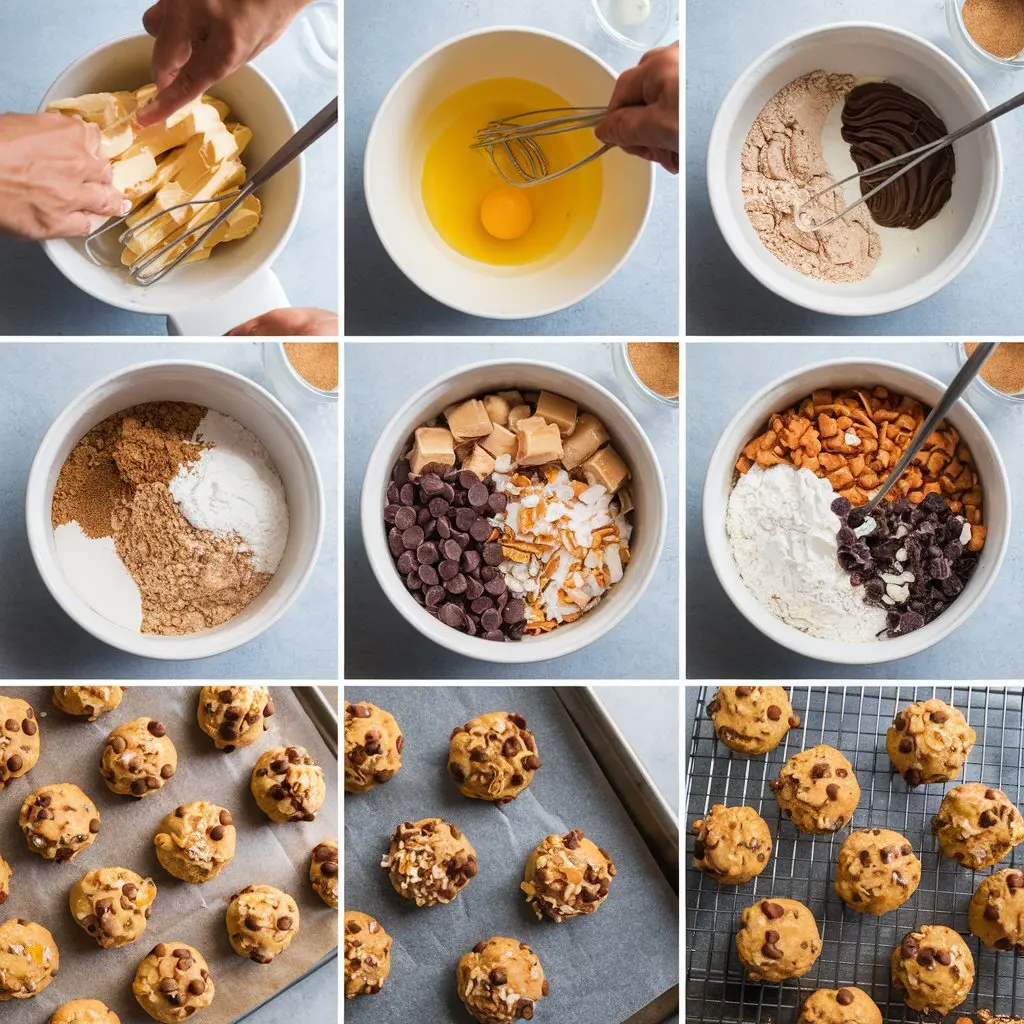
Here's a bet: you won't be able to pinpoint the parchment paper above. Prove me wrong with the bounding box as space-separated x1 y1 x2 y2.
0 686 339 1024
343 686 678 1024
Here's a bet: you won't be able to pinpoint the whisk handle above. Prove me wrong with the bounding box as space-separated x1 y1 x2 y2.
248 97 339 192
944 86 1024 148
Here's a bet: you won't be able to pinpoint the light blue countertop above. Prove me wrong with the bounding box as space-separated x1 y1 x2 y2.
0 0 338 336
686 0 1024 336
344 341 679 679
0 342 338 679
686 341 1024 679
343 0 679 336
248 958 337 1024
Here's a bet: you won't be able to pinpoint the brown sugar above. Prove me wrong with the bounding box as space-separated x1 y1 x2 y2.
627 342 679 398
962 0 1024 58
284 342 339 391
967 341 1024 394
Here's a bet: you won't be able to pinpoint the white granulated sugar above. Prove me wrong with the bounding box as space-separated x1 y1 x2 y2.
169 411 289 573
726 464 887 642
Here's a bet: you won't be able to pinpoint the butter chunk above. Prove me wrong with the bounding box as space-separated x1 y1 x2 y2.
461 444 495 479
445 399 492 445
112 153 159 197
479 424 517 461
561 413 610 471
516 418 563 467
409 427 455 476
582 445 630 493
535 391 578 437
508 404 532 430
482 394 511 427
100 122 134 160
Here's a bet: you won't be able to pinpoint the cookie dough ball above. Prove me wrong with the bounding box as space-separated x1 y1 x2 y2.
0 697 40 788
197 686 274 752
310 839 338 908
382 818 477 906
707 686 800 755
153 802 236 884
691 804 773 885
969 868 1024 952
49 1000 120 1024
932 783 1024 870
834 828 921 914
19 783 100 862
344 911 391 999
769 745 860 834
886 699 975 787
251 745 326 822
456 937 548 1024
0 918 58 999
521 828 615 922
345 700 403 792
52 686 125 721
970 1012 1024 1024
133 943 214 1023
0 854 10 904
226 885 300 964
735 898 822 982
798 987 882 1024
891 925 974 1014
448 712 540 803
100 718 177 798
69 866 157 948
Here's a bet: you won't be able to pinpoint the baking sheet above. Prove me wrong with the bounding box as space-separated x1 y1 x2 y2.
343 686 679 1024
0 686 339 1024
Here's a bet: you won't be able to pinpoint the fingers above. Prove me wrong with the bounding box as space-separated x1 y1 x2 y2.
56 212 96 239
225 314 265 337
77 183 130 219
595 105 674 153
142 0 166 38
605 63 647 114
139 42 228 126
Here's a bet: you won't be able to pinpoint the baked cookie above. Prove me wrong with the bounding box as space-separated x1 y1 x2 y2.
966 1014 1024 1024
521 829 615 922
891 925 974 1014
968 868 1024 952
154 802 236 883
932 783 1024 870
690 804 773 885
0 696 40 788
0 853 10 903
769 745 860 834
69 866 157 948
310 838 339 908
382 818 477 906
456 937 548 1024
133 942 214 1023
250 745 326 822
0 918 59 999
19 783 100 862
834 828 921 914
344 911 391 999
886 699 975 786
707 686 800 755
798 987 882 1024
226 884 300 964
197 686 274 752
100 718 177 798
448 712 540 803
345 700 403 792
735 898 822 982
49 999 121 1024
52 686 125 721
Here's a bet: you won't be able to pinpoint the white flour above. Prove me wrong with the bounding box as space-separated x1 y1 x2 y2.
726 463 887 642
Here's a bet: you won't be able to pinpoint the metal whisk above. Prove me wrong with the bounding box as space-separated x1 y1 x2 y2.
470 106 611 187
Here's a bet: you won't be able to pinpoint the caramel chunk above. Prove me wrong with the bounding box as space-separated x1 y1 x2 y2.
482 394 512 426
479 423 517 461
582 445 630 492
516 417 563 467
445 399 492 445
535 391 578 437
461 444 496 479
409 426 455 475
562 413 610 470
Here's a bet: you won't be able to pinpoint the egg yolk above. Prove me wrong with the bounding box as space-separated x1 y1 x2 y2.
480 186 534 241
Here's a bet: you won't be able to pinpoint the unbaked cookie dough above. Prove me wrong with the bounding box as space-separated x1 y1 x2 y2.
0 918 59 999
19 783 100 862
448 712 540 803
969 868 1024 953
345 700 403 792
0 853 9 904
932 783 1024 870
770 745 860 834
133 942 214 1023
100 718 177 798
707 686 800 755
690 804 773 885
153 802 236 883
310 838 338 908
735 898 822 983
456 937 548 1024
226 884 300 964
891 925 974 1014
49 999 121 1024
798 987 882 1024
69 866 157 948
0 696 40 788
344 911 391 999
196 686 274 752
834 828 921 914
521 829 615 922
52 686 125 721
250 745 326 822
886 699 975 787
382 817 477 906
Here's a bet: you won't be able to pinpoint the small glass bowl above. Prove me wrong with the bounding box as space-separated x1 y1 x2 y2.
591 0 678 52
612 341 678 410
261 342 338 406
945 0 1024 70
955 341 1024 404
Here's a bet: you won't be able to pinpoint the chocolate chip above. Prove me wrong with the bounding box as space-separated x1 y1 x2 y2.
859 849 871 867
161 764 174 780
761 942 783 959
836 989 854 1006
188 980 206 996
89 818 100 833
900 935 919 959
110 735 127 754
277 916 293 930
21 719 36 736
766 705 781 721
735 686 752 697
905 768 923 787
762 901 783 920
474 940 488 953
810 762 831 780
522 754 540 771
1008 873 1024 890
898 737 913 754
981 810 998 828
147 721 166 737
6 755 21 773
826 784 839 801
350 704 371 719
930 710 948 724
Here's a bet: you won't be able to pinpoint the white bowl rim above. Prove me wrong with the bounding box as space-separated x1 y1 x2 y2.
706 20 1004 318
701 356 1011 666
25 358 325 661
362 24 656 321
360 356 668 663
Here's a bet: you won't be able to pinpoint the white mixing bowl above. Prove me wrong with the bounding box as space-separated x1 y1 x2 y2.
707 22 1002 317
364 27 655 319
26 361 324 660
361 359 667 663
703 359 1010 665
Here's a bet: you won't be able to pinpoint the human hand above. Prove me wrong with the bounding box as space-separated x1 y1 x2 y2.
137 0 311 127
0 113 127 241
225 307 339 337
595 41 679 174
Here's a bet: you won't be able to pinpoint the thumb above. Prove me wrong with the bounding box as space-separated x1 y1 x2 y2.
595 105 654 151
142 1 166 38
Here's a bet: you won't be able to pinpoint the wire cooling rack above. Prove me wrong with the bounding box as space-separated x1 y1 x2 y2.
685 685 1024 1023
